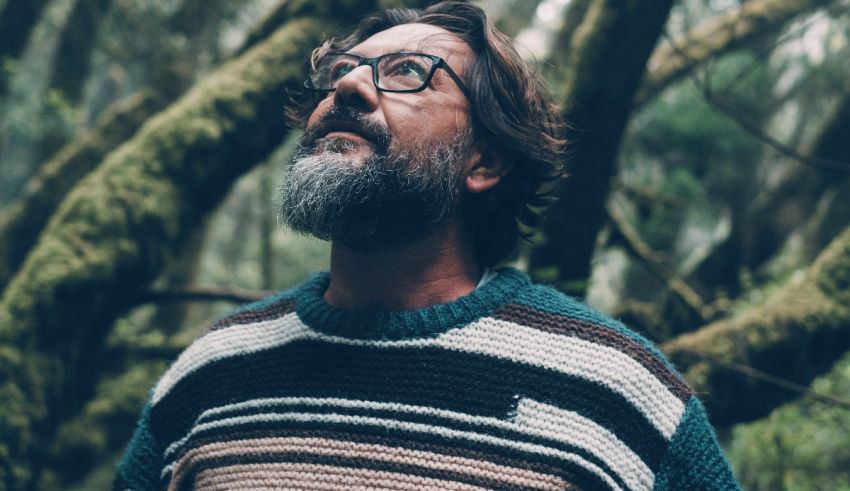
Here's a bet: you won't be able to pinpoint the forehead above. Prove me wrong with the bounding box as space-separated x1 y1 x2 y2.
350 23 472 66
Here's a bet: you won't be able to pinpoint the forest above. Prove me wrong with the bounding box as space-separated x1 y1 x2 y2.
0 0 848 489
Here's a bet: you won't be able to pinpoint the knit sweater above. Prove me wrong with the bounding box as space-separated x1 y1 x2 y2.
115 268 740 490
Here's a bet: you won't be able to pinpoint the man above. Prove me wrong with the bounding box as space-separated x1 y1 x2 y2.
116 2 740 489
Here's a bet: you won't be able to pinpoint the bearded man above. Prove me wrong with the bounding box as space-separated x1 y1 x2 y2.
115 2 740 490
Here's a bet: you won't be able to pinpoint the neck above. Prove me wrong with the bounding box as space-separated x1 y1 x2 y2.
324 218 481 311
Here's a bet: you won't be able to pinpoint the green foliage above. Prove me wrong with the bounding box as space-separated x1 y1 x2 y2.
728 352 850 491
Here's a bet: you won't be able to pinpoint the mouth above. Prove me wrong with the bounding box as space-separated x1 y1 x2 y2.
313 120 373 146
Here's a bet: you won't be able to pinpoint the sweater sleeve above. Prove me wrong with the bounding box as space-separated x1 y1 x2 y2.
653 396 741 490
113 401 162 491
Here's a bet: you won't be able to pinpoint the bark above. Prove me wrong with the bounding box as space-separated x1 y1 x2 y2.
0 18 327 488
36 362 167 489
542 0 592 88
0 0 49 95
0 90 164 293
662 226 850 426
48 0 114 105
0 0 303 294
636 0 831 106
529 0 675 294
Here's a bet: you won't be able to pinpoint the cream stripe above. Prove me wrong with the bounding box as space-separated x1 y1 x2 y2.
168 397 647 489
515 398 652 490
169 436 568 490
161 410 623 490
436 318 684 438
153 313 683 440
190 462 489 491
152 313 308 403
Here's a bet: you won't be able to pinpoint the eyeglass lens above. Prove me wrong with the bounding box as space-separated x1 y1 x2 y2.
311 53 436 91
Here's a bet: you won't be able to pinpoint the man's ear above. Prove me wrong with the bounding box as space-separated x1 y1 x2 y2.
465 148 511 194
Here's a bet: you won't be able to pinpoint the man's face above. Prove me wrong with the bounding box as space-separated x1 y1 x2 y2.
280 23 477 249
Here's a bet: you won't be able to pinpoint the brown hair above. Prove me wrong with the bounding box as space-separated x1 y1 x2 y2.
289 1 566 266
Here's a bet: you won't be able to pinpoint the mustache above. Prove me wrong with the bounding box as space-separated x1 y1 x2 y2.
301 105 392 154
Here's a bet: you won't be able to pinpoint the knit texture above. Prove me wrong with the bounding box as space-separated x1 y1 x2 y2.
115 268 740 490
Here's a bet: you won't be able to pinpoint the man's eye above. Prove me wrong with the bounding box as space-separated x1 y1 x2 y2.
329 61 355 82
386 59 429 81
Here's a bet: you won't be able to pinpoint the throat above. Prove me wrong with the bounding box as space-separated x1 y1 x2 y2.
323 221 481 311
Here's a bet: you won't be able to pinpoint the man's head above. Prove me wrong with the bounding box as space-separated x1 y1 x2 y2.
282 1 564 265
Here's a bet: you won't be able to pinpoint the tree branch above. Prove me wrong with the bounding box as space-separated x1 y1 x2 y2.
662 225 850 426
0 17 329 488
0 90 163 293
606 201 709 321
707 358 850 411
140 286 272 304
700 86 850 175
636 0 832 106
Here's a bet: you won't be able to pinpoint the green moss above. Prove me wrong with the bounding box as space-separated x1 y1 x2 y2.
728 352 850 491
663 226 850 424
0 18 330 488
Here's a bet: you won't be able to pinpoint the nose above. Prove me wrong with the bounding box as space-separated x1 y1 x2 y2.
333 64 380 112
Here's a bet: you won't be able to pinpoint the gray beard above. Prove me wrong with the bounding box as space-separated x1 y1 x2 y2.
279 129 472 250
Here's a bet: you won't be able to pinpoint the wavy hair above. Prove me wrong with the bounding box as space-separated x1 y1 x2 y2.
288 1 566 265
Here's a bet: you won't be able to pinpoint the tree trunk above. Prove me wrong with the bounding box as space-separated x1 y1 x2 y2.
0 18 327 488
662 226 850 426
48 0 114 105
745 89 850 273
0 0 306 294
37 361 168 489
529 0 675 294
543 0 592 88
0 90 163 293
636 0 832 106
0 0 49 96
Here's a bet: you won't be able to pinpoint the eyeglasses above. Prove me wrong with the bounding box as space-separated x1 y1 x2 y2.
305 51 471 99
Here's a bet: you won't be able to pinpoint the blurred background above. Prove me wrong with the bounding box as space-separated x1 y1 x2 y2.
0 0 849 489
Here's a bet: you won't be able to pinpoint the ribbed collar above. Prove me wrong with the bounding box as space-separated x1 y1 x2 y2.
294 267 529 340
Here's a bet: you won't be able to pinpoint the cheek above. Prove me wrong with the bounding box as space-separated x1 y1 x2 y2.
306 96 335 128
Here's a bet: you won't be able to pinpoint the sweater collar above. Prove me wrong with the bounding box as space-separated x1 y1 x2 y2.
294 267 528 340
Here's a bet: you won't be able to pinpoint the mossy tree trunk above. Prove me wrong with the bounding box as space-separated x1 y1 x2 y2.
663 225 850 426
0 90 164 293
0 17 327 488
529 0 675 294
0 0 306 294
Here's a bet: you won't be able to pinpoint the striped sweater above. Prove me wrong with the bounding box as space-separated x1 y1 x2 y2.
115 268 740 490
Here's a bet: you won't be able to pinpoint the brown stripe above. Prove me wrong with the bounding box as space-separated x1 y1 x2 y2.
494 303 692 401
191 462 492 491
205 298 297 333
171 427 577 484
170 436 572 491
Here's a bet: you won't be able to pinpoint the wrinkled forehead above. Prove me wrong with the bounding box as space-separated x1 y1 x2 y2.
349 23 473 72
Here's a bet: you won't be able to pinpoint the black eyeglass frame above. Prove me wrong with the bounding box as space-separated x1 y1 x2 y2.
304 51 472 99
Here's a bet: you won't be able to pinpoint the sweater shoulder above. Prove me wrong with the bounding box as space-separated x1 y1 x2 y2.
200 274 321 335
508 280 684 378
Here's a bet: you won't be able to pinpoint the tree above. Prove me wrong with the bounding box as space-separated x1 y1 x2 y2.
663 224 850 426
0 0 49 97
0 17 326 487
530 0 676 294
636 0 834 107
